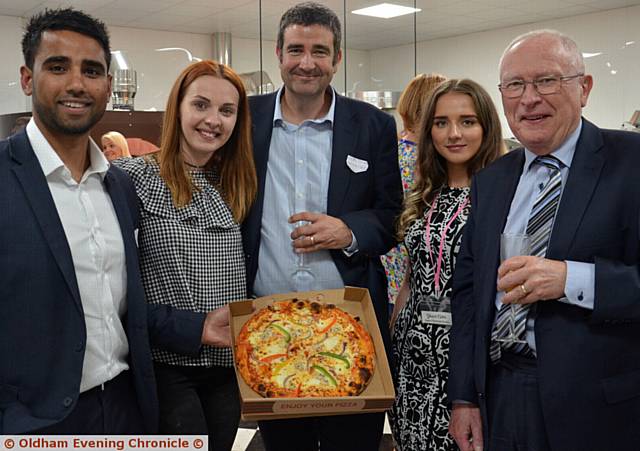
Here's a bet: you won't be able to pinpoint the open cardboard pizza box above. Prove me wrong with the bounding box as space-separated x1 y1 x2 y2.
229 286 395 421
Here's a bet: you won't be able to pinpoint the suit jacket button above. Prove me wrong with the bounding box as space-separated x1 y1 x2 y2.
245 253 251 260
63 397 73 407
75 342 84 352
477 392 485 399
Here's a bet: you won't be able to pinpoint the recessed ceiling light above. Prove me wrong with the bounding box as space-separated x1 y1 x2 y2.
352 3 421 19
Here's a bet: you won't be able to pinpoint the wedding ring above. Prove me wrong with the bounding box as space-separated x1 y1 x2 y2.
310 235 315 245
520 284 529 296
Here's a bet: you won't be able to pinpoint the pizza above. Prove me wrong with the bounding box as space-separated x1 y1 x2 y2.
235 297 376 398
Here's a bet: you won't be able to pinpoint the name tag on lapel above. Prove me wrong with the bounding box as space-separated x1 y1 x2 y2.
346 155 368 173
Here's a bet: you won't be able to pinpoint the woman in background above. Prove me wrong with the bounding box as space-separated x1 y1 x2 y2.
101 130 131 160
382 73 447 308
390 79 504 451
115 60 256 451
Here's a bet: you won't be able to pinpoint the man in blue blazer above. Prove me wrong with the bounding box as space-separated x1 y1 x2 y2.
0 8 220 434
241 3 402 450
449 30 640 451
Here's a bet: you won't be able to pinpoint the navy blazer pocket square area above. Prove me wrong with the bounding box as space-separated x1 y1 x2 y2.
601 368 640 404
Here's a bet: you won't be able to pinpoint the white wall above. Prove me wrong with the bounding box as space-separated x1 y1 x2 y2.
0 15 28 114
370 5 640 136
108 25 213 111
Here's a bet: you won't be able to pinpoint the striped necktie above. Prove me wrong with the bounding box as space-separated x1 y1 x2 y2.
490 155 563 362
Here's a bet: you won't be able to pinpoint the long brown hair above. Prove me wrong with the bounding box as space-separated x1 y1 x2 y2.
158 59 257 223
397 78 504 239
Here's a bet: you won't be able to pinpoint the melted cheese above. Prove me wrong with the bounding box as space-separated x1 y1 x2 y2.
273 359 300 387
320 335 341 351
248 327 288 358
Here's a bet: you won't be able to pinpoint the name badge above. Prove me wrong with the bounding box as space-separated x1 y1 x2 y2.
417 295 452 326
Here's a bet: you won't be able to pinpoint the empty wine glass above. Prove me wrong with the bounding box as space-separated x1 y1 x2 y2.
291 218 315 291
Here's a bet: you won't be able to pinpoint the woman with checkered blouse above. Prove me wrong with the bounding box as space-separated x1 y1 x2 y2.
115 60 257 451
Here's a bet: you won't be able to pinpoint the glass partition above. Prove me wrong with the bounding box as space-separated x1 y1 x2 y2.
1 2 639 137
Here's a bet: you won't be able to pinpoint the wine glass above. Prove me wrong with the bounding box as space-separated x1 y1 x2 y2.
496 233 530 344
290 207 315 291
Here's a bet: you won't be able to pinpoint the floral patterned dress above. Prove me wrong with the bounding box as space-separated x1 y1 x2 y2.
390 185 470 451
381 138 417 304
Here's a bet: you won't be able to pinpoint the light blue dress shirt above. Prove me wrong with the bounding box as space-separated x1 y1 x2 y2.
253 88 346 295
497 120 595 351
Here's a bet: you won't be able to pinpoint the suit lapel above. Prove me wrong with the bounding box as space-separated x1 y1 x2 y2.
327 95 358 216
9 132 82 311
548 120 605 259
248 94 276 246
252 95 276 191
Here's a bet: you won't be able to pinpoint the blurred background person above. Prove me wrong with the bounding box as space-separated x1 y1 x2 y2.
389 79 503 451
115 60 256 451
10 115 31 136
101 130 131 161
382 73 447 311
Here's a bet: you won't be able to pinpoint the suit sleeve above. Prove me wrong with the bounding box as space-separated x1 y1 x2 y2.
448 177 479 404
147 304 205 357
584 132 640 324
340 113 402 256
592 258 640 323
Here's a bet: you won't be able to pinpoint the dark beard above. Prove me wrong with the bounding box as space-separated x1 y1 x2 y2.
32 96 105 136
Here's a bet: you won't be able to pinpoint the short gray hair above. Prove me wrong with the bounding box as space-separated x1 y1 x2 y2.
499 29 585 75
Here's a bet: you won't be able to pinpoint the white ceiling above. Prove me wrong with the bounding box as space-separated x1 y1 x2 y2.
1 0 639 50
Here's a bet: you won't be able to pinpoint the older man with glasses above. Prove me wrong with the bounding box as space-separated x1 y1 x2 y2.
448 29 640 451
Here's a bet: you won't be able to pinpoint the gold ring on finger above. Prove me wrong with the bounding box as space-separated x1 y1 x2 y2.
520 284 529 296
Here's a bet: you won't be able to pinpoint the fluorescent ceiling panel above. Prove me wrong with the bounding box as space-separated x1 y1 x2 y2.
352 3 421 19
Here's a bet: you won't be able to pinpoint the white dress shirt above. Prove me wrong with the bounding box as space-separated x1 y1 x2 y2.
27 119 129 392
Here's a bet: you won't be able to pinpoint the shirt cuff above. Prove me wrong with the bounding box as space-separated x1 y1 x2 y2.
560 260 594 310
342 231 359 257
452 400 475 405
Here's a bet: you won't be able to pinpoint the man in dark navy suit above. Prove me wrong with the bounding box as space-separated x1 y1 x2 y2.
242 3 402 450
449 30 640 451
0 8 229 434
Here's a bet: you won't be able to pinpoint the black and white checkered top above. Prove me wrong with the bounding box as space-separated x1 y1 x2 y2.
116 157 246 367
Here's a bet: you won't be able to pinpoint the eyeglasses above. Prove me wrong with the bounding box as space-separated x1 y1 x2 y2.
498 74 584 98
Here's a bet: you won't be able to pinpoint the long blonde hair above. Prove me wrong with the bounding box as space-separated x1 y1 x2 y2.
101 131 131 158
397 79 504 239
157 60 257 223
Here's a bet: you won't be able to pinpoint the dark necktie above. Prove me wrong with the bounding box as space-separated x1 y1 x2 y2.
490 155 563 362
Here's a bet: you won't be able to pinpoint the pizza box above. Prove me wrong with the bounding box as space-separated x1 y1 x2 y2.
229 286 396 421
